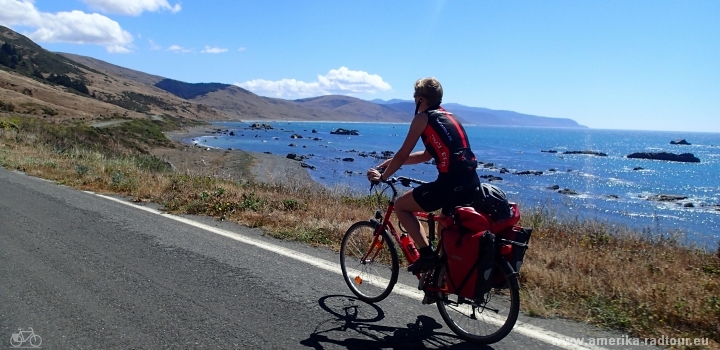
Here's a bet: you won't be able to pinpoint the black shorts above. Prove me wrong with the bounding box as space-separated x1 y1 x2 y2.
412 171 480 215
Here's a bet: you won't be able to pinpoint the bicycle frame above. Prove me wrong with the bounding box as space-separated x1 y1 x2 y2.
360 177 453 273
11 328 36 343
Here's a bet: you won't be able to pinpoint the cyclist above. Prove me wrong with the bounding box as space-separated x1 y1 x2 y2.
367 77 479 273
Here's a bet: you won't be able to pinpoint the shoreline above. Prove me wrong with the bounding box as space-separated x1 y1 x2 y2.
203 119 720 134
160 125 321 189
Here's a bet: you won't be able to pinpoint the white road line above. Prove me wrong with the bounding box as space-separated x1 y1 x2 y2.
93 192 608 350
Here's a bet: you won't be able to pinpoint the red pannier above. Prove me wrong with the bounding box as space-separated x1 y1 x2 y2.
442 207 496 300
492 225 532 288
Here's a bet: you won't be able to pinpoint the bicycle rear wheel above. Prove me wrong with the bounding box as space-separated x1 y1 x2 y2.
434 259 520 344
340 221 399 303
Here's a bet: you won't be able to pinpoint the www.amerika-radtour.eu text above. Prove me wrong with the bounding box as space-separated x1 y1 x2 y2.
554 335 709 347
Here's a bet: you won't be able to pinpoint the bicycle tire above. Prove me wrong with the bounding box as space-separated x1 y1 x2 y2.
29 334 42 347
340 221 399 303
435 259 520 344
9 335 23 348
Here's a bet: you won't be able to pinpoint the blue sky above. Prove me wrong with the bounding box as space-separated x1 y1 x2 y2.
1 0 718 133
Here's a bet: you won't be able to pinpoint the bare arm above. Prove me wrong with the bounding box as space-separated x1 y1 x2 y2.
404 150 433 165
368 113 428 182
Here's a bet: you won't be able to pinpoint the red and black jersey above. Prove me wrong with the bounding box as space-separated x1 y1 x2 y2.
421 107 478 174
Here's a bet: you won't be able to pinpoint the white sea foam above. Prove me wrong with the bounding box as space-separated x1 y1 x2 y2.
608 177 634 185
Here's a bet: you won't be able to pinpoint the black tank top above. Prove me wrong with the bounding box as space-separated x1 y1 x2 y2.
421 107 478 174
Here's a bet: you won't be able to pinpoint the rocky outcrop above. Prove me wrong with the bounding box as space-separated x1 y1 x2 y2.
558 188 578 195
290 134 303 139
563 150 608 157
286 153 310 161
670 139 691 145
249 123 274 130
330 128 359 135
627 152 700 163
647 194 687 201
515 170 543 175
300 162 315 170
480 174 503 182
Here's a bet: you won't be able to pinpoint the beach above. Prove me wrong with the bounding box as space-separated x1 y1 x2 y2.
157 126 320 188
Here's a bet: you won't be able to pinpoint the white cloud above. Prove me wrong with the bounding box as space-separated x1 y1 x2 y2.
0 0 133 53
237 47 246 52
201 46 228 54
107 44 131 53
82 0 181 16
236 67 392 99
168 44 192 53
148 39 161 50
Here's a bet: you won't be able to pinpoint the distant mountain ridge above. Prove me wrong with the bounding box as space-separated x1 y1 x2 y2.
371 99 587 128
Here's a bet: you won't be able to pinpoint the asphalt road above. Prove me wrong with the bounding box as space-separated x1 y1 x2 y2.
0 168 661 349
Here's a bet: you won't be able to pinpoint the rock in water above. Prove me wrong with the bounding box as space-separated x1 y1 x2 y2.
330 128 359 135
670 139 691 145
626 152 700 163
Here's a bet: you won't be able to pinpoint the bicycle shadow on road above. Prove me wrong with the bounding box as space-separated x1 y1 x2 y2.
300 295 493 350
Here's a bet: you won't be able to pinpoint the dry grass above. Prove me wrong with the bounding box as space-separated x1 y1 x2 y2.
519 205 720 349
2 116 719 349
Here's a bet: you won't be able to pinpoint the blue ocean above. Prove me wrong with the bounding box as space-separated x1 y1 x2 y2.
190 121 720 248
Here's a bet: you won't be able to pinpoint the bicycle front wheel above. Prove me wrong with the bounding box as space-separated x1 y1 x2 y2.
340 221 399 303
435 259 520 344
29 334 42 347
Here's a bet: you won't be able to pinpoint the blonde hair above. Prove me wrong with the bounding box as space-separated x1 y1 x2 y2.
414 77 443 106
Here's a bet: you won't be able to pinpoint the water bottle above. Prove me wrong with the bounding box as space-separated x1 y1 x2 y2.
400 233 419 259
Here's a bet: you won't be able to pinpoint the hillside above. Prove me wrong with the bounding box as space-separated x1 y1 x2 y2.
154 79 232 100
0 26 221 122
58 52 164 86
291 95 412 122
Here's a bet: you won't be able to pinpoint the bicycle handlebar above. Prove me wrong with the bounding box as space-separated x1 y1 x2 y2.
391 176 426 187
370 166 427 194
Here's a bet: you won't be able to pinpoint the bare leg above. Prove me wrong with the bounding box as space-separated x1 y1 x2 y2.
395 190 428 248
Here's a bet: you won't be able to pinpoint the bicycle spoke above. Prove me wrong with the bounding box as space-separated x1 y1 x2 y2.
340 221 399 303
436 262 520 344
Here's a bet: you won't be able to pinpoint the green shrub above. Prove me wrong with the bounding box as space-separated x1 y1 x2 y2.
74 164 89 176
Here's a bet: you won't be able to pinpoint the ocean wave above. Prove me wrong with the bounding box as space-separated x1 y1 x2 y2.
607 177 634 185
624 212 684 221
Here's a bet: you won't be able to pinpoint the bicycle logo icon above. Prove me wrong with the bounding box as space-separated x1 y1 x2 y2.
9 328 42 348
